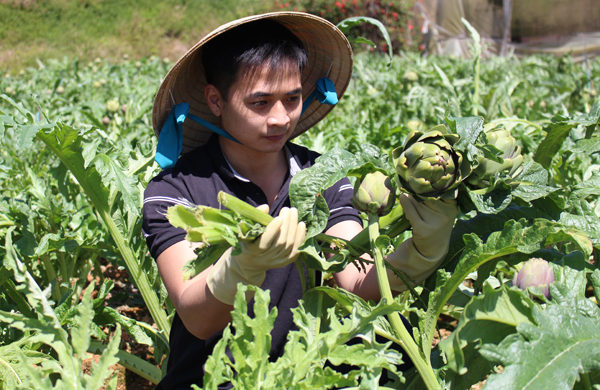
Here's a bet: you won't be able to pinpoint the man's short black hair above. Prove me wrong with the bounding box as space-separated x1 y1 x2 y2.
202 19 308 101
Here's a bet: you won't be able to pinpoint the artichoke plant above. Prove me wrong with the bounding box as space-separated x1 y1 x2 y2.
392 125 470 201
513 258 555 299
105 99 120 113
467 128 524 188
402 71 419 82
351 171 396 217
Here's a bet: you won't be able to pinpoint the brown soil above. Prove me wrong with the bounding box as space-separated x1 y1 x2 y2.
91 261 160 390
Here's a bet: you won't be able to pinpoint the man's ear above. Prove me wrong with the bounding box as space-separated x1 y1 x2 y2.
205 84 223 117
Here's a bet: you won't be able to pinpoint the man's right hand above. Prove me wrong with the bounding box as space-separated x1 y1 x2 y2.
207 206 306 305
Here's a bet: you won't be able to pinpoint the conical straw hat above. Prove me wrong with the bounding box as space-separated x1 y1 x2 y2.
152 11 353 154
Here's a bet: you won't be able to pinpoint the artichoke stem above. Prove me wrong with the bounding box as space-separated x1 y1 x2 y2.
367 214 440 390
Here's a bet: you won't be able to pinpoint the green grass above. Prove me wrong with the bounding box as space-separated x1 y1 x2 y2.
0 0 276 72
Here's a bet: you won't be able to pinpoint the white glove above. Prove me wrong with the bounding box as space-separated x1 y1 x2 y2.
207 206 306 305
386 194 458 292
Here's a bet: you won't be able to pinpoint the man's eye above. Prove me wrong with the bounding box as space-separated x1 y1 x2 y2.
287 96 300 102
251 101 267 107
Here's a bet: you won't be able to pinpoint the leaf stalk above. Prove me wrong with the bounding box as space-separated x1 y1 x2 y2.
368 214 440 390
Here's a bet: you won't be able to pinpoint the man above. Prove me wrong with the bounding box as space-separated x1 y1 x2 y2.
143 12 457 389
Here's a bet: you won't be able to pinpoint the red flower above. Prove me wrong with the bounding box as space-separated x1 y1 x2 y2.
294 6 297 10
392 11 398 19
335 1 342 7
408 23 413 30
419 44 424 50
284 2 289 7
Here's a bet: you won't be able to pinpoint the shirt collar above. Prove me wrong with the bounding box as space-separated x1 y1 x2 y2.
208 134 302 183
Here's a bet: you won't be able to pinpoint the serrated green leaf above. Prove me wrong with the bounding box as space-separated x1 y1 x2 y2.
480 302 600 390
82 136 103 168
0 341 51 388
591 269 600 303
422 218 590 359
306 287 400 343
4 229 61 326
89 153 140 216
202 325 234 389
441 205 554 273
560 200 600 246
568 172 600 207
71 284 95 359
85 325 121 390
573 137 600 154
445 116 485 160
204 284 404 389
533 118 574 169
31 121 170 336
290 144 388 238
461 185 513 214
440 284 537 376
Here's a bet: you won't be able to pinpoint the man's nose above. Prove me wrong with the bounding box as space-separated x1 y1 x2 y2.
267 101 291 127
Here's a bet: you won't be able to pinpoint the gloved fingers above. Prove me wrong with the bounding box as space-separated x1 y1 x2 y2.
274 218 306 266
274 207 302 259
400 193 458 227
421 199 458 223
274 207 292 250
290 221 306 257
284 207 299 247
256 204 270 214
399 193 423 226
254 214 284 252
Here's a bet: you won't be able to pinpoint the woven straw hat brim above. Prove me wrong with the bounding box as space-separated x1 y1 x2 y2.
152 12 353 154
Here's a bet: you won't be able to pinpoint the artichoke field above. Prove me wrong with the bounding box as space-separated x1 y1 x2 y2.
1 48 600 390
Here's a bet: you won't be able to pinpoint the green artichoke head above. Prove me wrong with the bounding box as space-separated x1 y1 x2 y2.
392 125 466 201
402 71 419 82
467 128 524 189
106 99 120 113
351 171 396 216
406 119 426 132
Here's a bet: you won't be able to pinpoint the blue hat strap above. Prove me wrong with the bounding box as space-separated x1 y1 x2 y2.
155 103 187 169
301 77 338 116
154 102 240 169
155 77 338 169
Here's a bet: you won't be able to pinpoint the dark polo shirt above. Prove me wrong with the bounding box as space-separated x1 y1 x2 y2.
143 134 361 389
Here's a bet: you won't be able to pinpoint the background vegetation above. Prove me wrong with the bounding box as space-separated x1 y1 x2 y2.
2 1 600 389
0 0 274 72
0 0 417 72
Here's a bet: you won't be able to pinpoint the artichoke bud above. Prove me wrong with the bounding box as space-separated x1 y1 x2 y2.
467 128 524 188
106 99 120 113
351 171 396 216
407 119 426 132
402 71 419 82
513 258 554 299
392 126 464 201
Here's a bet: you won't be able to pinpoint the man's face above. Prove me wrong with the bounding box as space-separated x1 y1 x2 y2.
218 65 303 155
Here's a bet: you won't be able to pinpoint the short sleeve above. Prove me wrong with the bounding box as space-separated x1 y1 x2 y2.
142 173 191 260
322 177 363 231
